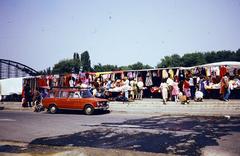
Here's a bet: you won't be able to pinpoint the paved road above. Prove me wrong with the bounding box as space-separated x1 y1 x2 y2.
0 110 240 155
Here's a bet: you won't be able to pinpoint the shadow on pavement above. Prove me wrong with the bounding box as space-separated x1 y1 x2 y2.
2 116 239 155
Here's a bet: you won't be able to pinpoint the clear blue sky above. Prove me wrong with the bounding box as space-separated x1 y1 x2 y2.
0 0 240 70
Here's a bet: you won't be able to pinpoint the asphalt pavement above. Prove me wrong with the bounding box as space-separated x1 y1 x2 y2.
0 110 240 156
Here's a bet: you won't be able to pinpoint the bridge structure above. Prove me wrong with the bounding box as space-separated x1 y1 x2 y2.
0 59 39 79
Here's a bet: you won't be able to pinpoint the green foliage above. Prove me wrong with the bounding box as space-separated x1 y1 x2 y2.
93 62 152 72
81 51 91 72
157 50 240 68
52 59 81 74
38 67 52 75
181 52 206 67
73 52 80 60
157 54 182 68
128 62 152 70
236 49 240 61
50 49 240 74
93 63 119 72
119 66 131 70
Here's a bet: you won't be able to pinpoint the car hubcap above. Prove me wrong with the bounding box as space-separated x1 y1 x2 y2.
86 107 92 114
51 107 56 113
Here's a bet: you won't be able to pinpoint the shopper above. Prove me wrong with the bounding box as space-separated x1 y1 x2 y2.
223 73 231 101
160 79 168 104
172 77 180 103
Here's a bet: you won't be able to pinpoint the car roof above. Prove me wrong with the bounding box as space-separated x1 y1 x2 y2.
50 87 90 92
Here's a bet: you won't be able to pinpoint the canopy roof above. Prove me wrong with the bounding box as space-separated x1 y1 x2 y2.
189 61 240 68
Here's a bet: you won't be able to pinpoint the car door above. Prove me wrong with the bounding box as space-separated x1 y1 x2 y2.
56 91 70 109
65 92 81 110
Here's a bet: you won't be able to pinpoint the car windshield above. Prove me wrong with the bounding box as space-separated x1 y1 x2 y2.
80 89 93 98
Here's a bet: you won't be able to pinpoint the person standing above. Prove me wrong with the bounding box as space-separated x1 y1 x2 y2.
183 78 191 101
189 77 195 100
172 77 180 103
24 82 32 107
130 79 137 100
160 79 168 104
223 73 231 101
137 78 144 100
123 77 130 100
166 77 174 101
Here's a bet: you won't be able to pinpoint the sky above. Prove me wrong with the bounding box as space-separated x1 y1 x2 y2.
0 0 240 71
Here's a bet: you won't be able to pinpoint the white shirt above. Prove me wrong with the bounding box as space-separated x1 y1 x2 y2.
166 78 174 86
137 81 144 89
195 91 203 99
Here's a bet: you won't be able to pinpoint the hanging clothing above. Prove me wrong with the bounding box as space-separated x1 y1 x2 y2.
127 72 133 79
210 66 220 77
206 67 211 77
194 67 201 76
229 67 235 76
162 69 168 79
220 66 227 78
152 71 157 77
133 72 137 79
178 70 185 81
168 69 174 79
175 69 179 77
145 71 153 86
201 68 206 76
121 72 125 79
111 73 115 81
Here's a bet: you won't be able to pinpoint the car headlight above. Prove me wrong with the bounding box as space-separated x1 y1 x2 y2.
97 102 102 107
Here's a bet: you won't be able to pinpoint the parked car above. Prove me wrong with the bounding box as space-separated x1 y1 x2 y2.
42 88 109 115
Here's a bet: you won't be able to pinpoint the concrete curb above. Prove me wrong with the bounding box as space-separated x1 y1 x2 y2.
109 99 240 116
1 100 240 116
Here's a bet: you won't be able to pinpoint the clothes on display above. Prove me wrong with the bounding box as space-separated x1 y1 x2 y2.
145 71 153 87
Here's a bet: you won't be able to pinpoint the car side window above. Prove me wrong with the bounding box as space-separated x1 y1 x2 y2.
68 92 81 98
68 92 74 98
73 92 81 98
59 91 69 98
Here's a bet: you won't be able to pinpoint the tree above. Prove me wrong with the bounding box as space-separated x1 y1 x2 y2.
157 54 182 68
81 51 91 72
119 66 131 70
128 62 152 70
204 51 216 63
236 49 240 61
181 52 206 67
52 59 81 74
38 67 52 75
73 52 80 60
72 52 81 73
93 63 119 72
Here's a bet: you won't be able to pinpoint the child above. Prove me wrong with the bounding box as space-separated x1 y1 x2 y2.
178 92 189 105
183 78 191 100
172 77 180 103
194 87 203 102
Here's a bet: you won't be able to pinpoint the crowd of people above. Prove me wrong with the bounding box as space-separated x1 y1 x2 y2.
87 70 240 104
158 72 239 104
89 77 144 101
21 63 240 105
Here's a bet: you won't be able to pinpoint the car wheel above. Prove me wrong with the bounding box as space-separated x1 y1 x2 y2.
84 105 94 115
48 104 58 114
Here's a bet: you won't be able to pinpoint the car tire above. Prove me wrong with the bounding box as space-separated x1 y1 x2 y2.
48 104 58 114
84 104 94 115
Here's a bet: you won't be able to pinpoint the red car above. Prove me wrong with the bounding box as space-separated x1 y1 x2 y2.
42 88 109 115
